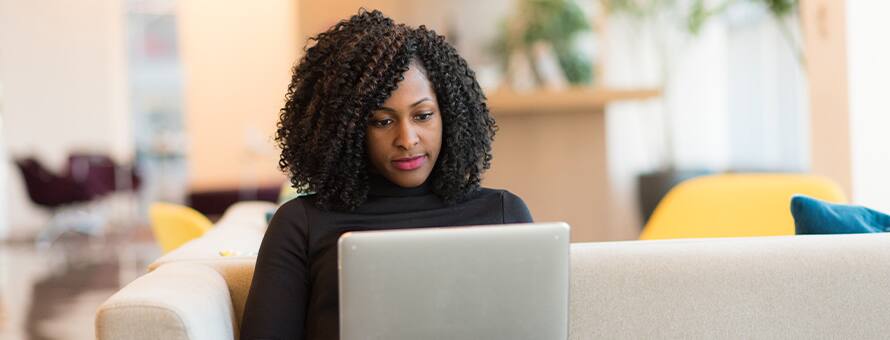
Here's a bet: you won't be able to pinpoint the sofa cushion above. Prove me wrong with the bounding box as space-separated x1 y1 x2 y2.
148 228 261 271
214 201 276 233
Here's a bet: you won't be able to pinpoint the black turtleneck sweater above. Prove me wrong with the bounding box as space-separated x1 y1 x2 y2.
240 175 533 340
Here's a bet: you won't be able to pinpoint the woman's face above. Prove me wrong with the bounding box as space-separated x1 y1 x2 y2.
366 63 443 188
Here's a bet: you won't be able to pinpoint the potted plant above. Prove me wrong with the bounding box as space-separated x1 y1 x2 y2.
492 0 595 91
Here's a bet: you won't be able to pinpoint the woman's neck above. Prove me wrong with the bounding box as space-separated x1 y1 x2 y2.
367 173 431 197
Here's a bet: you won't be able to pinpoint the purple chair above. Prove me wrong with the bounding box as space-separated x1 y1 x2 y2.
16 154 144 244
15 157 93 207
67 153 142 198
14 157 102 245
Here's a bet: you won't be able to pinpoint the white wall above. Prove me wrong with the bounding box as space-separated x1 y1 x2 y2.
0 0 130 237
0 82 7 239
605 9 733 233
847 1 890 212
177 0 296 191
725 4 809 172
604 2 811 231
603 13 675 236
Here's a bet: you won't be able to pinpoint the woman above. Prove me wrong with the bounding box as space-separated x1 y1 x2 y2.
240 9 532 340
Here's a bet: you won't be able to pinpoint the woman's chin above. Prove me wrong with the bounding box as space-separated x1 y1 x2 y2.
385 169 430 188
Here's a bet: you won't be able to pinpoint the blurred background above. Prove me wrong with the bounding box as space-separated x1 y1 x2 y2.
1 0 888 338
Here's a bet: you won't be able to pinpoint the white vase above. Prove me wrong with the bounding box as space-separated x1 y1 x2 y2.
506 49 537 93
531 41 568 91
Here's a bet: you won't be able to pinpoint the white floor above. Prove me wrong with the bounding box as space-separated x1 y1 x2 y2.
0 230 159 340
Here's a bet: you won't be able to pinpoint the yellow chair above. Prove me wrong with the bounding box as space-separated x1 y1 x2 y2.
149 202 213 254
639 173 847 240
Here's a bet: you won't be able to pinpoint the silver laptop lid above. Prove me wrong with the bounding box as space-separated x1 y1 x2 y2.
338 222 570 340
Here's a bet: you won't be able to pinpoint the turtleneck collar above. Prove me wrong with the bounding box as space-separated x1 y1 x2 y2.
367 173 432 197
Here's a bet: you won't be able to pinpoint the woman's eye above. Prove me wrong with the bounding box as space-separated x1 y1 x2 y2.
415 112 434 121
371 119 393 127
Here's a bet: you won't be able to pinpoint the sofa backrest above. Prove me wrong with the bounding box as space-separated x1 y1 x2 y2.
192 232 890 339
569 233 890 338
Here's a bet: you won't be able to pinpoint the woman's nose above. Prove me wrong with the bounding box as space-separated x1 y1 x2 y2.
395 122 420 149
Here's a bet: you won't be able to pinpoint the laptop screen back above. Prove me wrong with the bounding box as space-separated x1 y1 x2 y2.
338 222 570 340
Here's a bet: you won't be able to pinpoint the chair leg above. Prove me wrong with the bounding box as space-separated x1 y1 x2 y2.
35 205 108 249
36 210 66 249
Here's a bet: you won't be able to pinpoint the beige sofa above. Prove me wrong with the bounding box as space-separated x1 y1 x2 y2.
96 202 890 339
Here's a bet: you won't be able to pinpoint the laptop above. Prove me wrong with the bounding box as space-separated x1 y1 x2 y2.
338 222 570 340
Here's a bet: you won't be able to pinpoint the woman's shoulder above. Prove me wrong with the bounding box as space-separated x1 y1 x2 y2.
474 187 533 223
474 187 525 202
267 195 319 233
277 194 316 212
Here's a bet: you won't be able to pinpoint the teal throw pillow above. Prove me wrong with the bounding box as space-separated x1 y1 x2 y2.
791 195 890 234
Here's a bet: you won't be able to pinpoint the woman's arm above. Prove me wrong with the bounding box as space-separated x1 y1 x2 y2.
240 200 310 339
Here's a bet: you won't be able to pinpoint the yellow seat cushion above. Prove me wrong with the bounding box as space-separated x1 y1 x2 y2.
640 174 846 240
150 202 213 254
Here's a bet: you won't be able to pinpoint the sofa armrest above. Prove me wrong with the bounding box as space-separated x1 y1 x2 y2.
96 262 237 340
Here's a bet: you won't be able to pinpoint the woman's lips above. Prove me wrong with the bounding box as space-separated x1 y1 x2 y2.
391 155 427 171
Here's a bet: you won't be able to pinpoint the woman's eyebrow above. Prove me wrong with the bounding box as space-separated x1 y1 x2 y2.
410 97 432 107
376 97 433 112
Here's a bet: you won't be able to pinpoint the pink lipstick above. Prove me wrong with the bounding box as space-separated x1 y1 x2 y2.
391 155 427 171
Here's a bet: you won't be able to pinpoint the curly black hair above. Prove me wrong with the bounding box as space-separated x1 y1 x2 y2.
275 9 497 211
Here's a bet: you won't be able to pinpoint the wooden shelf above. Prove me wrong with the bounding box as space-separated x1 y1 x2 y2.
485 87 661 116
